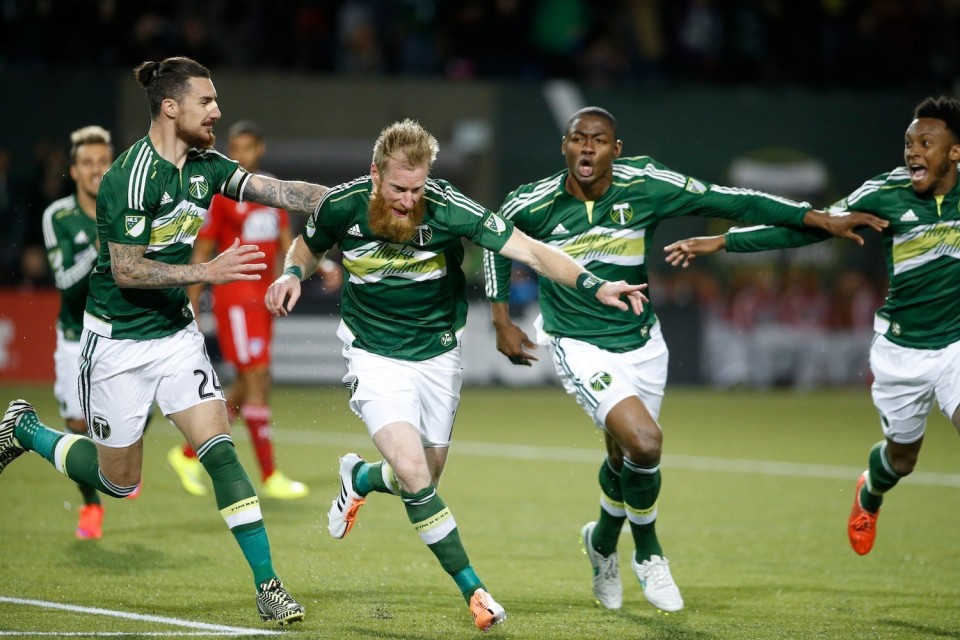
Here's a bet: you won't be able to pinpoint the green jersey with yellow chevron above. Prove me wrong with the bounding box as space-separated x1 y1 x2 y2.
302 175 513 361
42 194 98 341
486 155 809 351
85 136 249 339
725 167 960 350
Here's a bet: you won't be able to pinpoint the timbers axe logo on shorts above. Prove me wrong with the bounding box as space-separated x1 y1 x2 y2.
125 215 146 237
483 212 506 235
439 331 454 347
188 175 209 199
91 415 111 439
589 371 613 391
611 203 633 225
412 224 433 246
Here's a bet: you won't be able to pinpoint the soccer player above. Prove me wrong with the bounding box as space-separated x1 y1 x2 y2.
265 119 646 631
42 125 113 539
483 107 886 612
169 120 308 500
664 95 957 558
0 56 327 625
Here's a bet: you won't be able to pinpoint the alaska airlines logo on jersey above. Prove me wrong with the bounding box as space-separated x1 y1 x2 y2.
343 241 446 282
557 227 645 265
611 203 633 225
125 215 146 237
891 220 960 276
589 371 613 391
148 202 206 248
483 212 506 235
685 178 707 194
412 225 434 246
188 175 209 200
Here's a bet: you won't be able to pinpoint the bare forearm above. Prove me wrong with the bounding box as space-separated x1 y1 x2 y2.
499 229 585 288
111 243 206 289
283 237 321 277
245 175 328 216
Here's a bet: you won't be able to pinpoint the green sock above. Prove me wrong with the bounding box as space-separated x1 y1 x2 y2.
355 461 399 496
14 412 63 462
199 435 275 586
621 456 663 562
591 457 626 557
77 482 101 506
860 441 901 513
402 484 480 602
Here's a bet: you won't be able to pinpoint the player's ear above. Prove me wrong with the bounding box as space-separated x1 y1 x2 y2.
161 98 178 120
613 139 623 159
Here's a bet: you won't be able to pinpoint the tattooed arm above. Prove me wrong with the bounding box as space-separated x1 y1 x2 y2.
243 174 328 216
110 239 266 289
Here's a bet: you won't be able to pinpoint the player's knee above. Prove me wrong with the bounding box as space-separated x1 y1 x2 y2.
197 437 239 476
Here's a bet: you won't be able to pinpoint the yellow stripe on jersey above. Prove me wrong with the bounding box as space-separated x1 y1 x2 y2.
892 221 960 275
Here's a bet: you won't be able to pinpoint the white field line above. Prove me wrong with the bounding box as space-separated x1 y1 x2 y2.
0 596 280 637
222 428 960 489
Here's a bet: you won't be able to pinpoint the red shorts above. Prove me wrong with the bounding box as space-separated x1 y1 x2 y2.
214 300 274 371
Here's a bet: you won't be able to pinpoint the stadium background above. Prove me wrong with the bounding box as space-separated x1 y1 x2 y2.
0 1 954 388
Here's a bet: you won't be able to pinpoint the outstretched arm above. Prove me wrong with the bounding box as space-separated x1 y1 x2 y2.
663 235 726 269
265 236 322 317
110 239 265 289
497 228 647 314
243 174 329 216
802 210 888 245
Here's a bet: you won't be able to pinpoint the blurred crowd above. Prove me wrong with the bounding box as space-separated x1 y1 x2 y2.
2 0 959 89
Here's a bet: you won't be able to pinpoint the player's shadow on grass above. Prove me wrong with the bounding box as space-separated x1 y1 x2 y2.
880 619 960 639
64 542 171 574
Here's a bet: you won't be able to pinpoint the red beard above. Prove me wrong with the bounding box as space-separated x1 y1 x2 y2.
176 120 216 150
367 190 426 243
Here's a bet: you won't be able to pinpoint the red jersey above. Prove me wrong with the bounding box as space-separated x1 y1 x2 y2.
199 194 290 300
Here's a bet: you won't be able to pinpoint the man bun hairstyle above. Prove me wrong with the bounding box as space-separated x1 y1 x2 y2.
133 56 212 119
914 96 960 143
69 125 112 163
372 119 439 175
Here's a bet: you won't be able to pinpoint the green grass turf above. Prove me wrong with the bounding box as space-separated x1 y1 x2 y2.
0 383 958 639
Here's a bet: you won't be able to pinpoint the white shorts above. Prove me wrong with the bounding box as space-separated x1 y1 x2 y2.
79 323 224 448
870 334 960 444
53 330 83 421
340 336 462 447
545 321 669 430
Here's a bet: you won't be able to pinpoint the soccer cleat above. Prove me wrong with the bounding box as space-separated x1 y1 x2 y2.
469 588 506 631
327 453 366 539
261 470 310 500
848 471 879 555
0 399 33 473
166 445 208 496
579 521 622 610
632 555 684 613
76 504 104 539
256 578 305 626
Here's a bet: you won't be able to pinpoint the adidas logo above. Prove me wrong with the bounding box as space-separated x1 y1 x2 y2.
74 230 88 244
347 224 362 237
160 192 173 205
550 223 569 235
899 209 918 222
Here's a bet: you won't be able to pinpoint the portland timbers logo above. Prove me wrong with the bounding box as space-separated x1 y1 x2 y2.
91 415 111 439
412 225 433 246
188 175 209 199
589 371 613 392
611 203 633 225
439 331 454 347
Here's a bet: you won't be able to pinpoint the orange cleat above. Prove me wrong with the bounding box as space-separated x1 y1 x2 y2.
76 504 104 540
469 588 505 632
848 472 879 556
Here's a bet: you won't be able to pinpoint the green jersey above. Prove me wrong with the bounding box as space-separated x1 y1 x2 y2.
725 167 960 350
85 137 248 339
42 194 98 341
486 155 810 351
302 175 513 361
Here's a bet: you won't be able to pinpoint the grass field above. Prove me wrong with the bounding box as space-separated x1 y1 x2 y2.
0 382 958 639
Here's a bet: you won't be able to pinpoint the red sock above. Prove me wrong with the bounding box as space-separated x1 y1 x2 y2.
182 442 197 459
242 403 275 480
